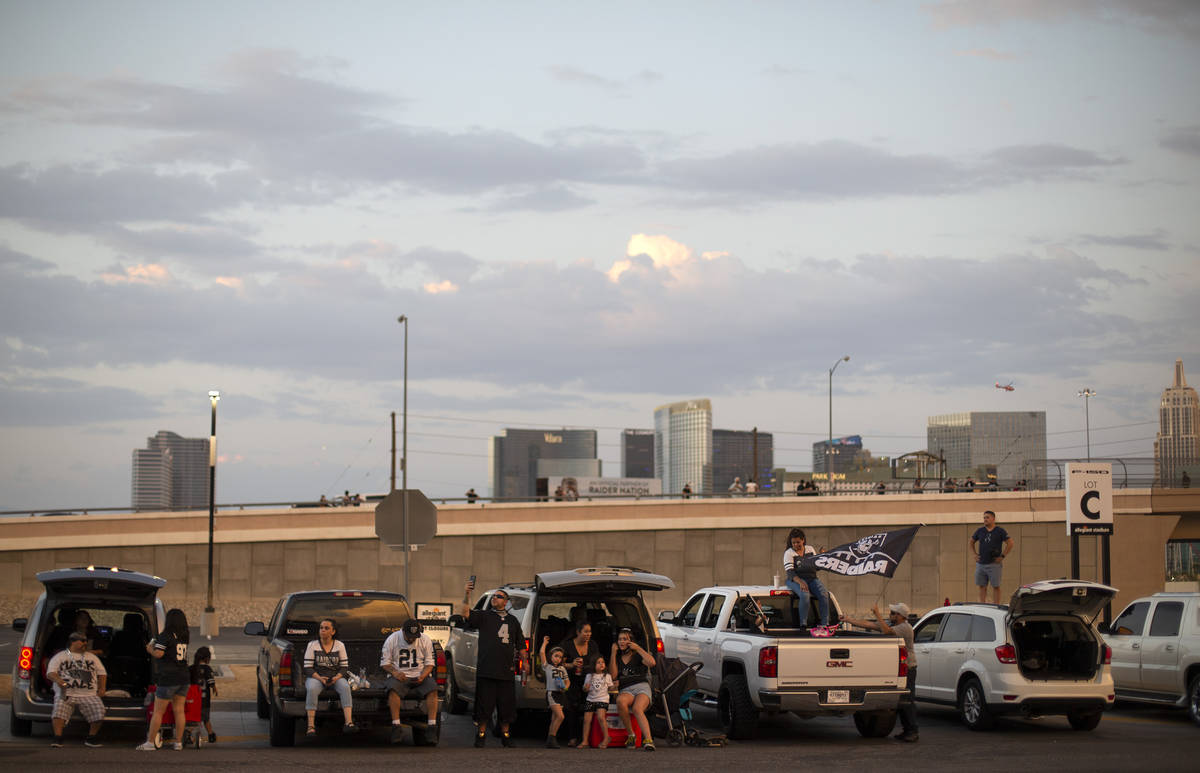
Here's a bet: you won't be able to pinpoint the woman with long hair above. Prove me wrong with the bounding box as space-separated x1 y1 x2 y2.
558 619 599 747
302 618 355 736
137 608 190 751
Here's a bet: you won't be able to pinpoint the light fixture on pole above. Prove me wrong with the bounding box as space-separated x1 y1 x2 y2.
1077 388 1096 462
397 315 410 600
828 355 850 495
204 390 220 638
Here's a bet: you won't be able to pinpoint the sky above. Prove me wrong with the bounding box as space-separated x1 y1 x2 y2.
1 0 1198 511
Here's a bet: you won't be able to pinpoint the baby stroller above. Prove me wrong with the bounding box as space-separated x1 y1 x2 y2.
144 684 205 749
653 658 726 748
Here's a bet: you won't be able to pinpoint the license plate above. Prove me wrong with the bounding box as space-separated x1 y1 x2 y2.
827 690 850 704
353 699 379 713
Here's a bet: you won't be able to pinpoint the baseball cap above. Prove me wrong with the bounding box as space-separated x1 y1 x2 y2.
69 632 87 642
888 603 911 618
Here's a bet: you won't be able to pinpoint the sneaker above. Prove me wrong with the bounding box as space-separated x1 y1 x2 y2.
546 736 560 748
135 741 156 751
625 735 637 748
343 722 358 735
474 727 486 748
424 724 439 745
172 742 183 751
501 730 515 748
810 626 834 638
84 736 102 748
895 731 919 743
208 732 217 743
51 738 64 748
391 724 406 744
643 741 656 751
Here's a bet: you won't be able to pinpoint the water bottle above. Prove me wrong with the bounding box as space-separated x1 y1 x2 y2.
358 666 368 690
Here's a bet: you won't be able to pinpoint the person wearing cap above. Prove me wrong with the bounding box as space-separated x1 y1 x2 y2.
381 617 438 744
841 602 919 742
46 631 107 747
460 582 527 748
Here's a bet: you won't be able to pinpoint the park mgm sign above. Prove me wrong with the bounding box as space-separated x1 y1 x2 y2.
1065 463 1113 536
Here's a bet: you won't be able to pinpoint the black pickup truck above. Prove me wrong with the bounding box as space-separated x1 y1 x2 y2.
244 589 446 746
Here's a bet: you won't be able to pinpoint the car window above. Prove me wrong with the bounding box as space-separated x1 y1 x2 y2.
285 597 412 639
677 594 706 627
699 594 727 629
1111 601 1151 636
969 615 996 643
473 595 490 612
940 613 972 643
750 594 800 627
914 614 943 643
1148 602 1184 637
268 598 284 634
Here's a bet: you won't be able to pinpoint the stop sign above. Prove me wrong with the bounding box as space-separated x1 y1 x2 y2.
374 489 438 547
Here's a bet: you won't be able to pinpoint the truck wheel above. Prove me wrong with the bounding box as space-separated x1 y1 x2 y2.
268 700 296 747
256 672 270 719
717 673 758 740
958 677 994 731
446 660 468 715
853 710 897 738
1188 673 1200 728
9 705 33 737
1066 710 1102 731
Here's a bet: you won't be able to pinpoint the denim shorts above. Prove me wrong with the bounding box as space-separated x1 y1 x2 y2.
618 682 652 700
155 683 190 699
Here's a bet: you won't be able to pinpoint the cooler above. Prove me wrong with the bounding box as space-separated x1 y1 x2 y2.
588 704 643 748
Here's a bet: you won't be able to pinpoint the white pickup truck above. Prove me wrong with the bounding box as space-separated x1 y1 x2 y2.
1104 590 1200 725
658 585 909 739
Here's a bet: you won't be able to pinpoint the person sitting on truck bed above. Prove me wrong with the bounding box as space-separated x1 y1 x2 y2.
841 602 919 743
782 528 831 630
303 618 356 737
380 618 437 745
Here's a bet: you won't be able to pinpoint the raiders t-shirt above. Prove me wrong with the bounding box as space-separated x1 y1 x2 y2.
468 608 524 680
153 631 190 686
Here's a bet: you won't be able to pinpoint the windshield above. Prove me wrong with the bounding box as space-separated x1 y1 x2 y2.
284 597 412 639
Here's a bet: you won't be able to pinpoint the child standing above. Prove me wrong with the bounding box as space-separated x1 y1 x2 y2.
190 646 218 743
579 656 613 749
540 636 569 748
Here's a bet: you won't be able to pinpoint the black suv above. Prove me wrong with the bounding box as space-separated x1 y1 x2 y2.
245 589 446 746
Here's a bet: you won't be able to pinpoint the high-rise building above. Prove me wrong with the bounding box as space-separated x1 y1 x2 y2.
488 428 598 500
927 411 1047 487
1155 359 1199 487
621 429 655 478
131 430 211 511
812 435 864 476
654 399 712 496
713 429 774 493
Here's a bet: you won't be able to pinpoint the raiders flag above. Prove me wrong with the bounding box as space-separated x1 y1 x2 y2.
803 525 922 578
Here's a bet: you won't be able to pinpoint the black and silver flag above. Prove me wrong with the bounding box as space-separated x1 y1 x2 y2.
803 525 921 578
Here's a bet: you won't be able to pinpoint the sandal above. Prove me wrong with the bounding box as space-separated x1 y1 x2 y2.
306 726 316 737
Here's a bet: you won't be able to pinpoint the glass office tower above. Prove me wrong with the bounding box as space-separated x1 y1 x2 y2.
654 399 712 496
488 428 598 500
927 411 1046 487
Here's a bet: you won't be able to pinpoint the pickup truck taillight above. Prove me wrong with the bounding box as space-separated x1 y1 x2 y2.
17 646 33 680
994 644 1016 664
435 648 447 687
279 651 293 687
1103 645 1112 665
759 646 778 678
898 645 908 677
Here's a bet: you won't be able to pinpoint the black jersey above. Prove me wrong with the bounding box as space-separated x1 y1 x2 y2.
468 608 524 680
615 649 649 689
153 631 190 685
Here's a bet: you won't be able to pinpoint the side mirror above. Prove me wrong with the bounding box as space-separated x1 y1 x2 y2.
243 621 266 637
448 614 465 629
657 610 675 623
12 618 27 632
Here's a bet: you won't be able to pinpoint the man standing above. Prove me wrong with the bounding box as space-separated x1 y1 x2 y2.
46 631 106 747
971 510 1015 603
842 603 918 743
459 582 527 748
381 618 438 745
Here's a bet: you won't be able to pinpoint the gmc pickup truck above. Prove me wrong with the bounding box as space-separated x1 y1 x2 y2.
1104 590 1200 725
658 585 908 739
244 589 446 746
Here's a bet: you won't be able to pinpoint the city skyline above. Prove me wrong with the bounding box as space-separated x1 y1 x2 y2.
1 2 1197 510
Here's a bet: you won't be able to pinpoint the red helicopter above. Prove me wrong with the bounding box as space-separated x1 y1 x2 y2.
994 381 1015 392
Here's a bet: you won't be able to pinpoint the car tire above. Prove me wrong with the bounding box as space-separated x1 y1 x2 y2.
1066 710 1102 731
853 709 897 738
958 677 994 731
9 704 33 737
1188 673 1200 728
256 672 270 719
717 673 758 740
446 660 468 715
268 698 296 747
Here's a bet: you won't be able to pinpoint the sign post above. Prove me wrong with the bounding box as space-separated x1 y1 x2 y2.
375 489 438 599
1065 463 1114 623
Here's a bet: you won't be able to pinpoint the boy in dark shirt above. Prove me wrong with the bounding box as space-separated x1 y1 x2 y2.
190 646 218 743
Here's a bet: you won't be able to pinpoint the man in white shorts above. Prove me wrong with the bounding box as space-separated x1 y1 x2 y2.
47 631 107 747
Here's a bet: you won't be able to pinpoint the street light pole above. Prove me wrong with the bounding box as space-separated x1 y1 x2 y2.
204 390 220 638
828 356 850 495
397 315 410 600
1077 388 1096 461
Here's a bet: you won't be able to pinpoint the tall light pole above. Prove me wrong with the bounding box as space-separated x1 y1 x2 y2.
828 355 850 495
204 390 219 637
1077 388 1096 461
397 315 410 599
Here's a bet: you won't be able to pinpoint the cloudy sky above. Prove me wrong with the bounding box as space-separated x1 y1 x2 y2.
2 0 1198 511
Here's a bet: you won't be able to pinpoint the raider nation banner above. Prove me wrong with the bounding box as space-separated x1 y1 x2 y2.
804 525 922 578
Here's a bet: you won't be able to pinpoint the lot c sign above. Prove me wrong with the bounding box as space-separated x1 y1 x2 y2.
1065 463 1113 535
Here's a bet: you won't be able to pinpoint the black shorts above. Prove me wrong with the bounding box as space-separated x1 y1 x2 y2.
584 700 609 712
474 676 517 725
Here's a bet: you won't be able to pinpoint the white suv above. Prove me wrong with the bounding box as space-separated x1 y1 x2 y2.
911 579 1117 731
